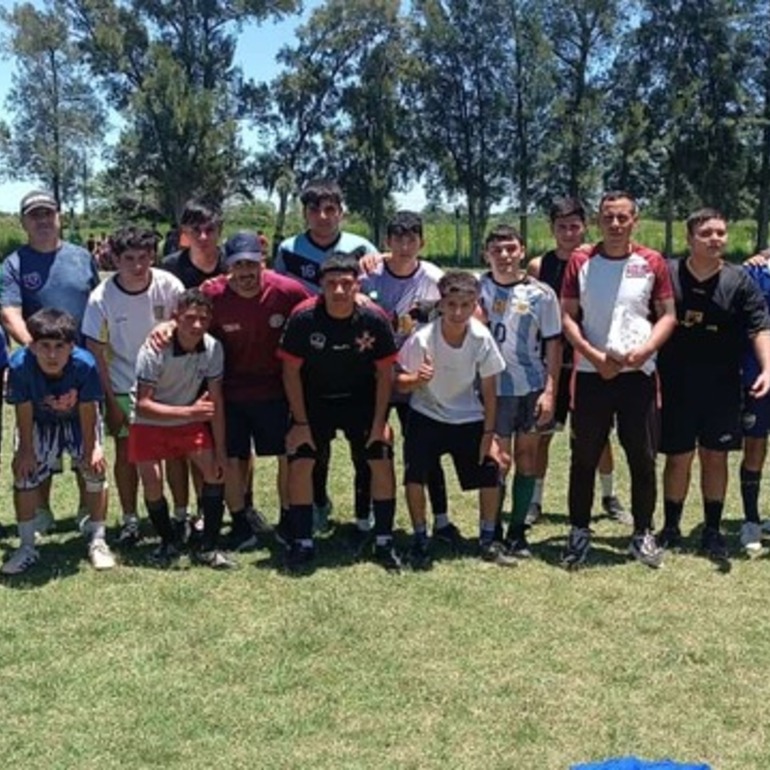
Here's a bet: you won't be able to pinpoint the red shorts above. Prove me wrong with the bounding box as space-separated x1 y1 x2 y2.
128 422 213 463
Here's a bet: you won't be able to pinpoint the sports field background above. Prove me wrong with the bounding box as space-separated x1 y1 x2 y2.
1 403 768 769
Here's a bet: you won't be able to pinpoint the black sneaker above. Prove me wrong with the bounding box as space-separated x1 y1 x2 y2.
193 549 239 570
149 542 181 568
373 543 403 572
602 495 633 526
284 543 316 573
479 540 517 567
561 526 591 570
504 533 532 559
274 518 291 548
348 527 374 559
700 527 729 562
408 538 433 571
224 526 260 553
657 526 683 551
433 522 463 551
117 518 142 548
628 531 664 569
0 522 7 539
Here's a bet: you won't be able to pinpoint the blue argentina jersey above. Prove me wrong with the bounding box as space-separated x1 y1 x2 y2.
479 272 561 396
275 231 377 293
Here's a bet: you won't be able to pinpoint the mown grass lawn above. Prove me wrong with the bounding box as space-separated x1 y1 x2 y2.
1 408 769 769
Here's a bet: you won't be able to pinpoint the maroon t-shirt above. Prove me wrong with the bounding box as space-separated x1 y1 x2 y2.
201 270 311 401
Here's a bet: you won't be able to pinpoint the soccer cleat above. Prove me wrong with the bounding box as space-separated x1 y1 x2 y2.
628 531 663 569
524 502 542 526
224 525 260 553
700 527 729 562
284 542 316 573
504 532 533 559
348 526 374 559
312 499 334 534
193 549 238 570
246 507 272 534
33 507 55 536
740 521 763 557
433 522 463 551
657 526 683 551
1 544 40 575
602 495 633 526
88 538 116 570
149 543 181 568
479 540 518 567
373 543 403 572
408 538 433 571
117 518 142 548
561 526 591 569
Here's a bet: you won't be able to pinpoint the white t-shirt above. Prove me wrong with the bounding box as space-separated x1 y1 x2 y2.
82 268 185 393
398 317 505 424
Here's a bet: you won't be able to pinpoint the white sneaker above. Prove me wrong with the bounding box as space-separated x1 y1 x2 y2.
741 521 763 556
33 507 55 536
89 538 116 570
2 544 40 575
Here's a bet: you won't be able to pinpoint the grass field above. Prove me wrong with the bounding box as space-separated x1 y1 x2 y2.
1 404 769 769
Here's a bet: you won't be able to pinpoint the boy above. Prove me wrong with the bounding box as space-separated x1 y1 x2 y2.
277 253 400 573
128 289 231 569
83 225 184 546
479 225 562 557
397 271 509 569
2 308 115 575
358 211 458 550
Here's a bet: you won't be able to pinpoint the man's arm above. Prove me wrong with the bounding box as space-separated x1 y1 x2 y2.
86 338 124 436
368 359 394 445
135 382 215 422
12 402 37 480
749 330 770 398
478 374 500 464
78 400 105 476
561 298 622 379
206 377 227 470
1 306 32 346
536 337 562 425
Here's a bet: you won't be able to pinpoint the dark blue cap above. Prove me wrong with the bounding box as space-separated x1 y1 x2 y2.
224 231 264 266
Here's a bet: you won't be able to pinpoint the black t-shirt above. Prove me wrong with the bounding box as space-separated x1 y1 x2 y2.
279 299 397 403
538 249 572 366
160 248 225 288
659 259 770 376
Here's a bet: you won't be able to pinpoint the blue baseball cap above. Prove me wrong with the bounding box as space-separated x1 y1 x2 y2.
224 231 264 266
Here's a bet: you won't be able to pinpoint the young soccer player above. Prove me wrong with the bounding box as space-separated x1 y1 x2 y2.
2 309 115 575
83 226 184 546
397 271 509 569
128 289 231 569
479 225 562 557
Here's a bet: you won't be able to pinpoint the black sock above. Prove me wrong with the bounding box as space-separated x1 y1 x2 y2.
146 496 174 545
244 486 254 510
289 504 314 542
740 465 762 524
663 499 684 531
354 461 372 520
372 498 395 538
201 483 225 551
230 507 248 535
704 499 724 531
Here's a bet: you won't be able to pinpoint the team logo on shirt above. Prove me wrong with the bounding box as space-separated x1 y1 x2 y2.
269 314 285 329
515 299 530 314
625 263 650 278
682 309 704 327
43 389 78 414
23 272 42 291
310 333 326 350
222 323 241 333
355 331 375 352
492 298 507 315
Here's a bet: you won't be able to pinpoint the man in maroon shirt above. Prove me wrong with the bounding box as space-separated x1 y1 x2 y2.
201 232 311 550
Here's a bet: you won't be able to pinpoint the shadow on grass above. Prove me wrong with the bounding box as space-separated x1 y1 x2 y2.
0 536 83 588
533 534 630 568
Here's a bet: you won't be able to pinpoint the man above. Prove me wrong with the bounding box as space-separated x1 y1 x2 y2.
200 232 311 551
1 190 99 533
275 179 379 533
277 253 400 573
560 191 676 569
658 209 770 560
527 197 630 526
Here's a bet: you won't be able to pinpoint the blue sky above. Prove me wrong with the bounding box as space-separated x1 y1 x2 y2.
0 1 427 214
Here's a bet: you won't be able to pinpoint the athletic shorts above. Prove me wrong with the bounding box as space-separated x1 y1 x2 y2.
128 422 213 463
659 371 742 454
403 409 498 490
225 398 289 458
742 389 770 439
495 392 541 438
14 419 106 492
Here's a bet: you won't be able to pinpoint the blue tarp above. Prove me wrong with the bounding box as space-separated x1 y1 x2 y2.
571 759 710 770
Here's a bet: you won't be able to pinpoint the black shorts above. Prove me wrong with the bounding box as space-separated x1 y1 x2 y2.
659 371 742 454
553 365 572 428
225 399 289 459
403 409 498 490
306 398 374 458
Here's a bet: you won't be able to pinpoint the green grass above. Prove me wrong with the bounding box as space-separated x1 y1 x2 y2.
2 406 770 769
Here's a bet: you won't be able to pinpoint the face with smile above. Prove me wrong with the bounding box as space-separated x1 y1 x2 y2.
484 238 525 283
228 258 263 297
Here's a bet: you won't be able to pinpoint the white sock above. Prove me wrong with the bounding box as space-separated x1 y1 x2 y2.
531 479 544 506
600 473 614 497
89 520 107 541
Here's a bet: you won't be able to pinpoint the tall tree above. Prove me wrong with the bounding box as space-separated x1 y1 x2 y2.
66 0 297 221
0 0 106 209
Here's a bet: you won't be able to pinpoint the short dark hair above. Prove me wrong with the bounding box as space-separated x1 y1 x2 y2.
438 270 479 297
549 197 587 224
176 288 213 314
318 252 360 279
485 224 523 247
27 308 77 343
300 179 344 208
387 210 423 239
599 190 638 215
686 207 726 236
180 198 223 228
111 225 158 257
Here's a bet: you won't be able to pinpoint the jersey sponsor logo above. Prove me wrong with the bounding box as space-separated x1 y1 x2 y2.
718 433 734 444
222 323 241 333
269 313 285 329
42 389 78 414
355 331 375 352
682 309 704 327
625 263 650 279
22 271 43 291
743 411 758 430
310 332 325 350
153 305 166 321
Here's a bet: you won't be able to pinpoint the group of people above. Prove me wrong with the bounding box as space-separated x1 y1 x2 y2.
2 180 770 576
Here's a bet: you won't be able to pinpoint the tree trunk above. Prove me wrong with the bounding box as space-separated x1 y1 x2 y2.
756 59 770 251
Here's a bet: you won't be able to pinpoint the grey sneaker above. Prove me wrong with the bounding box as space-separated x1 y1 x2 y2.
117 518 142 548
246 507 273 534
562 526 591 569
602 496 633 526
479 540 518 567
194 549 238 570
1 544 40 575
628 531 663 569
741 521 763 557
